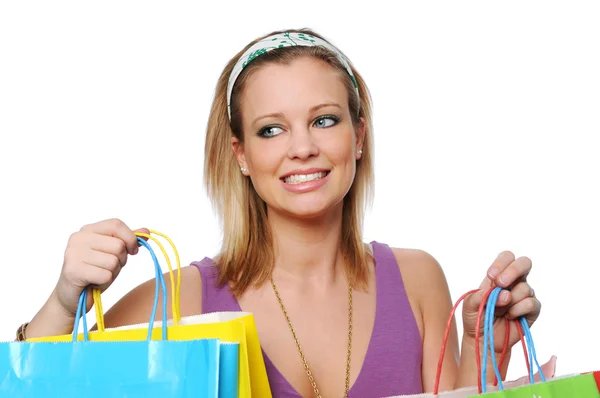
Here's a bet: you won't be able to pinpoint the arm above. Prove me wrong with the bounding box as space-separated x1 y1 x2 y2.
393 248 460 392
454 333 510 389
26 266 203 338
393 249 509 392
23 218 205 340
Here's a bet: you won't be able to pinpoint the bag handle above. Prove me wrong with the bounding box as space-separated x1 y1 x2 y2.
481 286 546 393
432 288 478 394
433 286 538 395
72 237 167 341
72 230 182 341
92 229 183 331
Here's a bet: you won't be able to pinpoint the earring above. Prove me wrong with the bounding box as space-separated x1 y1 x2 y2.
240 166 248 173
357 149 363 155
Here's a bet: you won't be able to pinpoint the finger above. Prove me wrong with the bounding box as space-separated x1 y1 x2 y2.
79 265 116 289
74 233 129 267
507 281 534 305
496 289 511 307
463 278 496 314
81 219 142 255
481 288 511 318
84 250 122 278
506 297 541 322
134 228 150 243
485 252 514 290
496 256 532 288
465 251 520 313
487 251 516 281
490 282 533 317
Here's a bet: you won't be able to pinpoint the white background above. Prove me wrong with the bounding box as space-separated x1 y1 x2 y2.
1 0 598 383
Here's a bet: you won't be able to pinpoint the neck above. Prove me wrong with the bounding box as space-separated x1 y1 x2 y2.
267 203 345 288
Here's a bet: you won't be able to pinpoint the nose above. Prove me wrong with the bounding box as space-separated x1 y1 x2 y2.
286 125 319 160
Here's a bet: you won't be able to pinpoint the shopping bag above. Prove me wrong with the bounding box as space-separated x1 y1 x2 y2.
0 337 223 397
0 238 227 397
471 372 600 397
26 230 272 398
384 359 556 398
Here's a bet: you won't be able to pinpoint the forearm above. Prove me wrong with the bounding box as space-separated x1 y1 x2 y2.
22 289 76 340
454 336 511 389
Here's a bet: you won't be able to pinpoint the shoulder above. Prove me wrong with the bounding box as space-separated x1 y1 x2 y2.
389 247 447 287
388 247 453 333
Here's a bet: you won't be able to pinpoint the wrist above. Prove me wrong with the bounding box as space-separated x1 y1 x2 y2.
47 288 78 320
23 290 77 340
455 334 511 389
461 334 507 355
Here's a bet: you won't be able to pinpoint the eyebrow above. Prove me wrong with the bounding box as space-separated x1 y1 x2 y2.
251 102 342 126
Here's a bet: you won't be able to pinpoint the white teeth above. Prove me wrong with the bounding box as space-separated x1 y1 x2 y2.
283 171 327 184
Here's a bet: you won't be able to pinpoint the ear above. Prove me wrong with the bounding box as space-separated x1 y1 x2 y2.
231 136 249 176
355 117 366 160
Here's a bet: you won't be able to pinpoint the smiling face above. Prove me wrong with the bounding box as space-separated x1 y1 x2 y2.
232 56 365 220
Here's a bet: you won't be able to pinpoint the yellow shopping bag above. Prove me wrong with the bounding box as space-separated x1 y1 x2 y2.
28 230 272 398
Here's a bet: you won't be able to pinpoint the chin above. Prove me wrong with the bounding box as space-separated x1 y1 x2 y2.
276 196 344 220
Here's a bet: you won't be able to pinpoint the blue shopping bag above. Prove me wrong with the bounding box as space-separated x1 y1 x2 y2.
0 238 237 398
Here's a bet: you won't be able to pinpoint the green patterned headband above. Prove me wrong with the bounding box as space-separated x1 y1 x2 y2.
227 32 359 120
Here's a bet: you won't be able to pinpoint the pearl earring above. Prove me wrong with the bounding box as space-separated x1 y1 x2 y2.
240 167 248 173
357 149 363 155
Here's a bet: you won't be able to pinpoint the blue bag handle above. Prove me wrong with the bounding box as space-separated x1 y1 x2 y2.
481 286 546 392
520 316 546 385
71 237 168 342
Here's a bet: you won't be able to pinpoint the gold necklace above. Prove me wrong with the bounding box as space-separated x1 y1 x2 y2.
270 276 353 398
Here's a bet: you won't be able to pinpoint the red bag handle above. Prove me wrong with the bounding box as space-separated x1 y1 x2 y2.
433 287 530 394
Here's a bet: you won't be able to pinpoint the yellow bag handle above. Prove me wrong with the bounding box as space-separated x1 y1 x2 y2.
92 229 182 331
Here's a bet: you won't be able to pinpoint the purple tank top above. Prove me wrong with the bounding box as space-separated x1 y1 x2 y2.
192 241 423 397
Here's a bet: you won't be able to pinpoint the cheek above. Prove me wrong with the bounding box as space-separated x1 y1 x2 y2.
322 129 356 163
245 141 282 175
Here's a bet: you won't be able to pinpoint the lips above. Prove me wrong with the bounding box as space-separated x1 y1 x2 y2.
282 171 330 184
279 169 331 193
280 168 330 180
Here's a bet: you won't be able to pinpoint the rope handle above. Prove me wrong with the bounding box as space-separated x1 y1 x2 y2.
89 229 182 331
433 286 532 394
481 286 546 393
73 237 169 341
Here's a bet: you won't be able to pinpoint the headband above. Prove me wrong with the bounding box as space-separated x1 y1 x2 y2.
226 31 359 119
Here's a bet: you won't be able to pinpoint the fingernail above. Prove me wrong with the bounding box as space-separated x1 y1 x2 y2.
133 247 139 255
488 268 499 279
498 275 508 286
500 290 510 303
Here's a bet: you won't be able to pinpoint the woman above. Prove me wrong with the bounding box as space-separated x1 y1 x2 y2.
19 29 541 397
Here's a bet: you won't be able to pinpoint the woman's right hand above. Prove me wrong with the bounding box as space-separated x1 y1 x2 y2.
25 218 147 338
54 218 148 317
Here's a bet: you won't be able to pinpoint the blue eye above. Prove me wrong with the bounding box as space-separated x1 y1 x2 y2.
313 116 339 128
258 126 284 138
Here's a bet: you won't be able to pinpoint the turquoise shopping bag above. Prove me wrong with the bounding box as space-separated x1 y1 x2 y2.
0 238 238 398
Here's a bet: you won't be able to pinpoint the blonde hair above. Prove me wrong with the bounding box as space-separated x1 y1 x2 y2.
204 28 375 297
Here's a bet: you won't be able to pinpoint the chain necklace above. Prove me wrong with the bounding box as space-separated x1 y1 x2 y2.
270 276 353 398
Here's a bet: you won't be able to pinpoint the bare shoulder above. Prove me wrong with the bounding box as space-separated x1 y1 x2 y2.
103 265 203 329
389 248 453 336
390 248 448 289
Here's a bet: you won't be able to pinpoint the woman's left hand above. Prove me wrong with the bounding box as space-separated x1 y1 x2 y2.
462 251 542 352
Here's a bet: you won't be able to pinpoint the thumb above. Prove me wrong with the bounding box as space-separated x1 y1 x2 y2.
463 276 495 314
134 227 150 236
134 228 151 246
